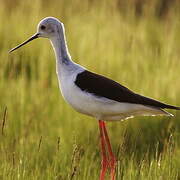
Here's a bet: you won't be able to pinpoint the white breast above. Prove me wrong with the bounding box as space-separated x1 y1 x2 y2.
57 68 98 116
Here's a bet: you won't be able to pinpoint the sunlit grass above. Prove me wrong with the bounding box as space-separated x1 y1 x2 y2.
0 0 180 179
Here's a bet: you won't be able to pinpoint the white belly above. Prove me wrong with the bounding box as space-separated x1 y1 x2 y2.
57 72 168 121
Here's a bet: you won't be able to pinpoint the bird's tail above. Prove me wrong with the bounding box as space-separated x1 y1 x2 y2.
163 104 180 110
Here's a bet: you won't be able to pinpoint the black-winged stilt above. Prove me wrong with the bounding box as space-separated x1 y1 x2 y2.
9 17 180 180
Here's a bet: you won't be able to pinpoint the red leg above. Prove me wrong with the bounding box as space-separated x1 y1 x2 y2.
102 121 116 180
99 120 108 180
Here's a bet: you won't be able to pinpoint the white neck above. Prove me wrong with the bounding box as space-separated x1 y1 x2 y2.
49 24 85 79
50 30 71 61
50 25 75 73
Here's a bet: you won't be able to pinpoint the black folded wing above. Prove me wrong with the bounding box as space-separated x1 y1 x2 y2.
75 70 179 110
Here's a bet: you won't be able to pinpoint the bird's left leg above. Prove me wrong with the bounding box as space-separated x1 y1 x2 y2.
99 120 108 180
101 121 116 180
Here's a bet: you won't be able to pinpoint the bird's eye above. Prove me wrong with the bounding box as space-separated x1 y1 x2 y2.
40 25 46 30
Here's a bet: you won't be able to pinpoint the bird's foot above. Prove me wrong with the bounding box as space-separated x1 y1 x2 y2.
100 159 108 180
106 157 116 180
109 157 116 180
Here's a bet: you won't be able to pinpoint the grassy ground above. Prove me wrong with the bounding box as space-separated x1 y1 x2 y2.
0 0 180 179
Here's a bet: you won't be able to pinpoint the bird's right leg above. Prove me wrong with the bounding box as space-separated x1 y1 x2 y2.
101 121 116 180
99 120 108 180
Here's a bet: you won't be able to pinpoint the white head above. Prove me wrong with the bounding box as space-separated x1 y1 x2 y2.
37 17 64 38
9 17 64 52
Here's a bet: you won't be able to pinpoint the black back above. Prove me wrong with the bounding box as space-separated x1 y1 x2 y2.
75 70 179 110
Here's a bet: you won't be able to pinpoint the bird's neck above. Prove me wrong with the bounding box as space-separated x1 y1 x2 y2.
50 29 74 75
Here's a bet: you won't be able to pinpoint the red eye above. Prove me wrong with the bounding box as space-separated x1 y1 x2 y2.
41 25 46 30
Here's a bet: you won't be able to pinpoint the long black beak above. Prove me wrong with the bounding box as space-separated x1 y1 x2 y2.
9 33 40 53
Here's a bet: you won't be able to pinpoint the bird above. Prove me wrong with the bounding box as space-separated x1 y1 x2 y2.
9 17 180 180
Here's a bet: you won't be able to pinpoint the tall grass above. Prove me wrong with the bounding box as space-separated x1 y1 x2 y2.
0 0 180 179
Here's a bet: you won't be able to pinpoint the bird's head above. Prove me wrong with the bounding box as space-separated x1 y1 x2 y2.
37 17 63 38
9 17 63 53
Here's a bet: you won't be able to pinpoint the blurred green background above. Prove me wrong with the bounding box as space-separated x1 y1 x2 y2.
0 0 180 179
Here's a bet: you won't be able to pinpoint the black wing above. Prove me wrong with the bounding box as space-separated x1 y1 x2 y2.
75 70 179 110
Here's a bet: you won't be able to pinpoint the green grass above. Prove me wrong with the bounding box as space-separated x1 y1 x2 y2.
0 0 180 179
